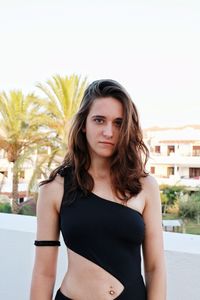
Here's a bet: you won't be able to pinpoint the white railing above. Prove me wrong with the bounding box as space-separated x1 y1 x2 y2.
0 213 200 300
156 176 200 188
149 154 200 166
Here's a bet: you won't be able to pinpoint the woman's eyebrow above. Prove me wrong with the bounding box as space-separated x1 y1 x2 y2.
91 115 123 120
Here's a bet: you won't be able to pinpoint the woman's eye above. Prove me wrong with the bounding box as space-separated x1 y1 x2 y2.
93 118 122 127
94 118 104 124
115 121 122 127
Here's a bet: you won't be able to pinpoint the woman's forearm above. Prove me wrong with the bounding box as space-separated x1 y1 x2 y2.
145 266 167 300
30 271 56 300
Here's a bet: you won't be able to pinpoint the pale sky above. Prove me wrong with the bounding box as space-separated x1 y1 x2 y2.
0 0 199 129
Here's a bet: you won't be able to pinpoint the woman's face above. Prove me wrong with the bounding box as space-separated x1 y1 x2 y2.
83 97 123 160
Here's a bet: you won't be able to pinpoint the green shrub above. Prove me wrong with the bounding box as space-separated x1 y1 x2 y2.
160 184 186 206
19 205 35 216
0 202 12 213
190 192 200 202
179 198 200 221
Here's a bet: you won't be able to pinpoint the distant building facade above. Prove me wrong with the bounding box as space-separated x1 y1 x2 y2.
144 126 200 188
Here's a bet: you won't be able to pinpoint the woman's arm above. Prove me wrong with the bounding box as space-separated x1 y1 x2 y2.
142 175 167 300
30 176 64 300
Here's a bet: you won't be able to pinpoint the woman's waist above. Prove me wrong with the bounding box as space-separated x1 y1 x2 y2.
60 269 145 300
60 268 124 300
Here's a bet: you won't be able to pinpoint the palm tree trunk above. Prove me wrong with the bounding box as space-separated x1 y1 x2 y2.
12 163 20 214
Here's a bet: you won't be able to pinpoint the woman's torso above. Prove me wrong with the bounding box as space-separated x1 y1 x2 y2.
54 173 146 300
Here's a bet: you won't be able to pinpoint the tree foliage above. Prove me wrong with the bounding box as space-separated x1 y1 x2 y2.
179 192 200 222
36 74 88 152
159 184 187 206
0 90 54 213
0 74 88 213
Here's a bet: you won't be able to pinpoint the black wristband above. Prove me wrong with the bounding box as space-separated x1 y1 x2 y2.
34 240 61 246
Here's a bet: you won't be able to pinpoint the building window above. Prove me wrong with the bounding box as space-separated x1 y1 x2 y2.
155 146 161 153
167 145 175 155
167 167 174 177
189 168 200 178
19 197 24 204
192 146 200 156
150 166 155 174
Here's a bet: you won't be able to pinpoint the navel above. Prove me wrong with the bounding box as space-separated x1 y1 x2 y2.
108 286 115 296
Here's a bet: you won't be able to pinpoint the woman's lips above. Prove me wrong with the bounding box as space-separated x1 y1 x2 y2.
99 141 114 145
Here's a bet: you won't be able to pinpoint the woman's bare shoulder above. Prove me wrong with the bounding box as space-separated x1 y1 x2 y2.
39 174 64 191
38 174 64 210
140 174 159 197
140 174 158 188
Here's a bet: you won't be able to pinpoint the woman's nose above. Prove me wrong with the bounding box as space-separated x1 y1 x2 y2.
103 123 113 137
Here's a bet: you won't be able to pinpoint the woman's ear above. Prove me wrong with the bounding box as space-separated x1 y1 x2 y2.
82 127 86 132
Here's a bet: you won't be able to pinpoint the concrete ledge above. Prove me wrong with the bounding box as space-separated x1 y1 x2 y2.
0 213 200 300
0 212 36 232
164 231 200 254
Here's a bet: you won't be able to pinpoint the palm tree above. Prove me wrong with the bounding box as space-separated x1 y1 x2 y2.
0 90 54 213
36 74 88 156
24 74 87 199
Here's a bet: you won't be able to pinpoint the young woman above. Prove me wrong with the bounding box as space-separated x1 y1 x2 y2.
30 79 166 300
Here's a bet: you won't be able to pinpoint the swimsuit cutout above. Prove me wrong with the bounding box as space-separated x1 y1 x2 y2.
59 167 147 299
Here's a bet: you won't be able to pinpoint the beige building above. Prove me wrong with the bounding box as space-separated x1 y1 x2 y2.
144 126 200 187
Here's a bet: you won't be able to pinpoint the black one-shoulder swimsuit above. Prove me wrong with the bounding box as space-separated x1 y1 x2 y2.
56 169 147 300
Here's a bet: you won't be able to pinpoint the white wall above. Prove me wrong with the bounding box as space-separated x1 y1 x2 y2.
179 166 189 178
0 213 200 300
179 144 191 156
0 213 67 300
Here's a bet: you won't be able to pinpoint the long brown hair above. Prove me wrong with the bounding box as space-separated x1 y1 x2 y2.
40 79 149 205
